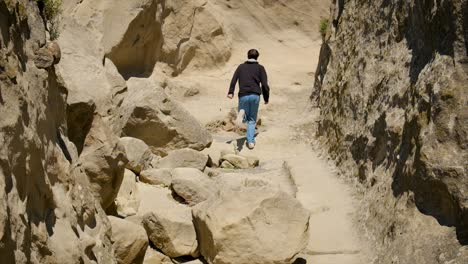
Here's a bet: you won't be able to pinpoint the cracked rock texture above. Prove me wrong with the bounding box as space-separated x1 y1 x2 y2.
56 0 218 154
313 0 468 263
57 0 231 118
0 0 115 263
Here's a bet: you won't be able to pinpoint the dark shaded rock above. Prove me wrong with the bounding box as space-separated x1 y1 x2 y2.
67 100 96 154
34 42 61 69
34 46 54 69
79 115 128 210
0 1 115 262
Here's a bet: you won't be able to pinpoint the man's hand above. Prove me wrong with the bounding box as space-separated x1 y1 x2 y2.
227 94 234 99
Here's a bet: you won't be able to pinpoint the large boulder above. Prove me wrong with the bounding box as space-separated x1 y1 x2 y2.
119 137 154 174
79 115 128 209
114 169 140 217
160 0 231 75
192 185 310 264
114 78 212 154
138 183 199 258
156 148 209 171
171 168 217 206
219 154 250 169
109 216 148 264
140 168 173 187
57 2 130 117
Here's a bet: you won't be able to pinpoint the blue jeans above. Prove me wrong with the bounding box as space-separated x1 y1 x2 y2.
239 94 260 144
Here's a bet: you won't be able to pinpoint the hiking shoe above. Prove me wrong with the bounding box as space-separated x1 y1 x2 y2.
235 109 245 127
247 142 255 150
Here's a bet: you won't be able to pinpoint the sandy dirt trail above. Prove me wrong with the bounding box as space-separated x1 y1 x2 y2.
172 1 370 263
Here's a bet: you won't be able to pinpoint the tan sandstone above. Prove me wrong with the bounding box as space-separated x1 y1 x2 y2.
193 185 310 264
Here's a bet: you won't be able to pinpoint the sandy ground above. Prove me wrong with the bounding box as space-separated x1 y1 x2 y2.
171 1 370 263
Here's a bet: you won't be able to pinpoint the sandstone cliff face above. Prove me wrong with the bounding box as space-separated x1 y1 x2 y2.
313 0 467 263
0 1 320 264
56 0 220 153
0 1 115 263
57 0 231 116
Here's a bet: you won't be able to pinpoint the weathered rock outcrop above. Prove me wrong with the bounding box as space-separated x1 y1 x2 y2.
57 0 231 117
171 168 216 206
140 168 173 186
119 137 154 174
192 185 310 264
0 1 115 262
79 115 128 210
313 0 468 263
156 148 210 171
138 183 199 258
143 248 172 264
105 0 231 78
114 78 212 154
114 169 140 217
215 0 328 41
109 216 148 264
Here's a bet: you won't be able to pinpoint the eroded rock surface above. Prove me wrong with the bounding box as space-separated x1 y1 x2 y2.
219 154 250 169
143 248 173 264
109 216 148 264
0 1 115 262
57 0 230 118
114 169 140 217
193 185 310 264
156 148 210 171
171 168 217 206
79 115 128 210
120 137 154 174
140 168 173 187
114 78 212 154
138 183 199 258
313 0 468 263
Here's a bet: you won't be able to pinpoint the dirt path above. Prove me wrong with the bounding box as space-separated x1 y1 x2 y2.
180 49 368 264
202 87 367 263
171 2 369 262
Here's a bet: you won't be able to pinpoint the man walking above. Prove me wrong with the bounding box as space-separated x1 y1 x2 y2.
227 49 270 150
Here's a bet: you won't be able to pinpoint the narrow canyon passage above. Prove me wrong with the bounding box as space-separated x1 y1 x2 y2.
3 0 466 263
174 7 369 262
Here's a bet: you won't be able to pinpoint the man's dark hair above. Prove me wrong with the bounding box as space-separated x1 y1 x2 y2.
247 49 259 60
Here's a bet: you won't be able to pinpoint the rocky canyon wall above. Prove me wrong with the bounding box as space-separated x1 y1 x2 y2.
0 1 319 264
0 1 116 263
1 0 223 262
57 0 221 155
313 0 467 263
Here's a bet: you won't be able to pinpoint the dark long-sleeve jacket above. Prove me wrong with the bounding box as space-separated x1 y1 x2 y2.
228 61 270 103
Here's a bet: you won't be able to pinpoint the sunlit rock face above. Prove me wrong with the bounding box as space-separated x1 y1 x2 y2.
313 0 468 263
